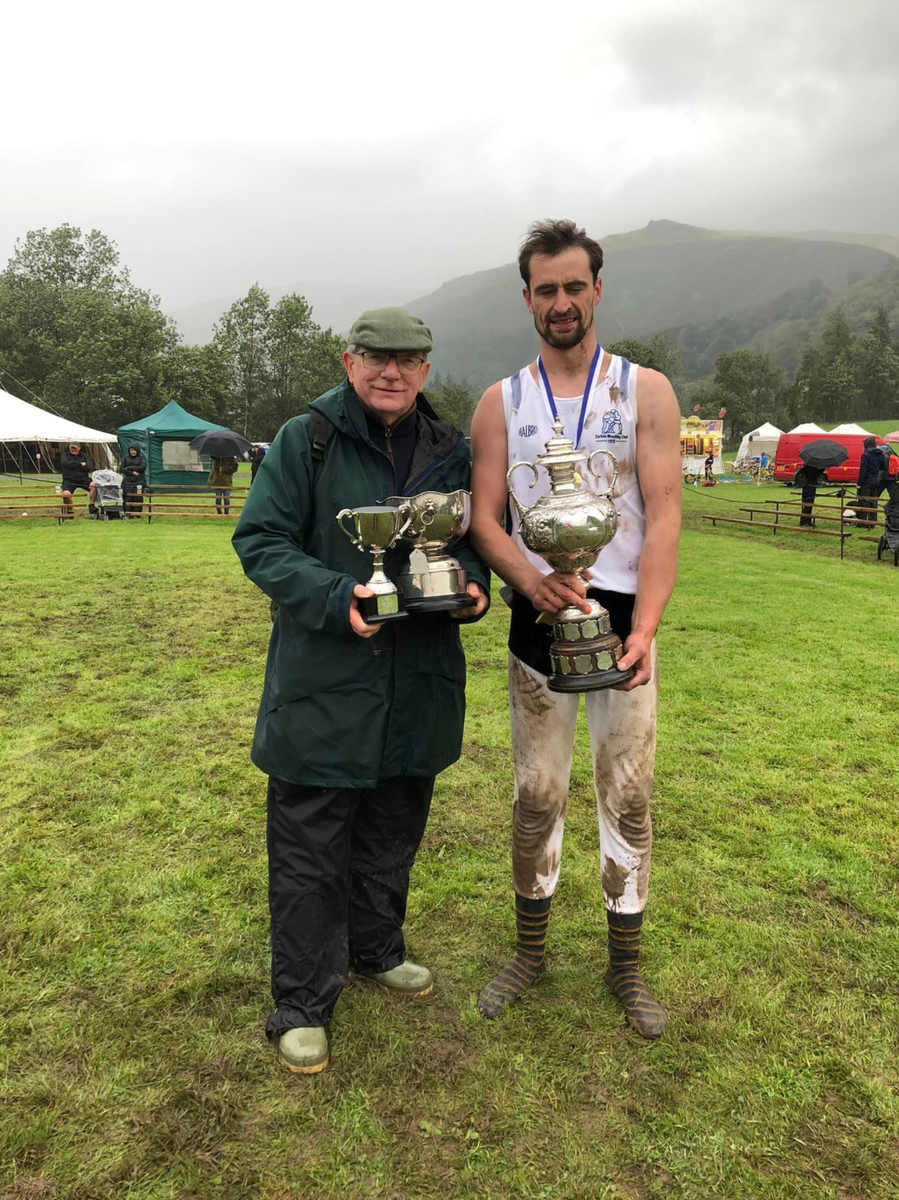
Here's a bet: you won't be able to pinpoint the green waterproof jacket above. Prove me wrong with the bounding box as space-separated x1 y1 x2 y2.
232 381 489 788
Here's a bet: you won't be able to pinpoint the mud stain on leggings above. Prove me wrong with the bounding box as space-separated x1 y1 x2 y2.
602 856 629 902
510 654 554 719
513 780 564 895
594 722 655 853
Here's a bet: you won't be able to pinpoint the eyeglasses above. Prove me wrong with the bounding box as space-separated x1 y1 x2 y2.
356 350 427 375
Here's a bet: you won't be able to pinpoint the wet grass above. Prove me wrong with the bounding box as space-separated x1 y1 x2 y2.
1 519 898 1199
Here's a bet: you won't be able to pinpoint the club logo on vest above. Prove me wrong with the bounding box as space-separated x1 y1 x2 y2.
518 424 539 438
595 408 627 441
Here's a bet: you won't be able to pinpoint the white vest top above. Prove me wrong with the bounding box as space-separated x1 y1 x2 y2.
502 353 645 595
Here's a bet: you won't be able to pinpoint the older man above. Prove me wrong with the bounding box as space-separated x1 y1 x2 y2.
59 443 96 517
233 308 489 1074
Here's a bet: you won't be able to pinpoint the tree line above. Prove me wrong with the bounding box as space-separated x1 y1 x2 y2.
615 307 899 441
0 225 478 442
1 225 896 446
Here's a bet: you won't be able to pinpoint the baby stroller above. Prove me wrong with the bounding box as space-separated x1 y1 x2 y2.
91 469 124 520
877 494 899 566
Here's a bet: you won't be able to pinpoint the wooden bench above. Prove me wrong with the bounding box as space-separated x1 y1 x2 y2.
739 507 882 529
702 515 850 538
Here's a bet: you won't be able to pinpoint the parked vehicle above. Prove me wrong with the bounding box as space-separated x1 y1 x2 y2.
774 432 886 483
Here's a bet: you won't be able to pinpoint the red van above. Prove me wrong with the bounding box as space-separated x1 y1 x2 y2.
774 432 885 483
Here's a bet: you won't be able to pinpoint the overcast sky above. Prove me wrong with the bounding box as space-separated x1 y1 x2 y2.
3 0 897 313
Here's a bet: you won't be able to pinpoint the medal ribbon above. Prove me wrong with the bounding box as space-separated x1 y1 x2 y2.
537 344 602 449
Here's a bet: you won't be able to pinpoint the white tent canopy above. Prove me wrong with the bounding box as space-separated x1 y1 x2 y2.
788 422 826 434
736 421 783 462
829 422 873 436
0 387 116 445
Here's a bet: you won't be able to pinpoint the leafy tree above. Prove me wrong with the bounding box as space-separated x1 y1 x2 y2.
212 285 271 436
0 225 174 428
161 343 231 424
606 338 660 371
707 349 784 439
818 305 854 366
869 305 893 350
647 331 686 397
428 374 478 433
262 295 345 434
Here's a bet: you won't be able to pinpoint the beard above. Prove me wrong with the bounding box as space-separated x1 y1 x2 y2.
535 306 592 350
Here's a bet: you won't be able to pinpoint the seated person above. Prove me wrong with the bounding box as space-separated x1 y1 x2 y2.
121 445 147 516
59 443 96 517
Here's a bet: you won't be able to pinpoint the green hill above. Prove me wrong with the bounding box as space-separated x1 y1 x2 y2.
406 221 898 388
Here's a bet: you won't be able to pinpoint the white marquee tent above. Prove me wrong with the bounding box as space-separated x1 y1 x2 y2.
0 387 115 474
829 423 873 436
736 421 783 462
788 422 826 434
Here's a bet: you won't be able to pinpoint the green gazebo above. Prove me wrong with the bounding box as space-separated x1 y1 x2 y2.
117 401 225 487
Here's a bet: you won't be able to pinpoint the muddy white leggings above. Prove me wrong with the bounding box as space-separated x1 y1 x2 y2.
508 645 658 914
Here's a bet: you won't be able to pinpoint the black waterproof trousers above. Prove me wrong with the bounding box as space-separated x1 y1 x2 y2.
265 773 435 1036
858 484 882 528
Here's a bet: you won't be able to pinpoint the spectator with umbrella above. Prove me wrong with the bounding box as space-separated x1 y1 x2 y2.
796 440 847 527
189 430 251 516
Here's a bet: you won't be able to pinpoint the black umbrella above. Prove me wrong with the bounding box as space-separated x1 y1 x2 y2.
189 430 252 457
798 439 848 470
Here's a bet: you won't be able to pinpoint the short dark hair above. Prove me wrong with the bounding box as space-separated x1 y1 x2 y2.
864 436 877 449
518 219 604 287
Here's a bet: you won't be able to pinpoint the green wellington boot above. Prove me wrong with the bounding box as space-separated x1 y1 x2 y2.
352 960 433 997
278 1026 329 1074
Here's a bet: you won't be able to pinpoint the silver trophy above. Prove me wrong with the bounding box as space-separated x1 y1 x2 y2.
382 489 475 612
507 419 635 692
336 505 411 624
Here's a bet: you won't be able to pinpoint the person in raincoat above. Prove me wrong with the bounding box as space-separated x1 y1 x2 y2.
232 307 490 1074
121 445 147 517
208 456 239 514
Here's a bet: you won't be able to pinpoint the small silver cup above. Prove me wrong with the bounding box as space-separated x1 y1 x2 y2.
336 505 410 624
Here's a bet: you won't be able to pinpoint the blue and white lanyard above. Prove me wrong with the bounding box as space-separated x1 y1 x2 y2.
537 344 602 449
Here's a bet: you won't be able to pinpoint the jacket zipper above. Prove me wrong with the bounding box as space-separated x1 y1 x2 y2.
383 426 396 489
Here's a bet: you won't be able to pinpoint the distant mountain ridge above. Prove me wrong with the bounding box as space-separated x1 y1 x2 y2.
403 221 898 387
166 221 899 388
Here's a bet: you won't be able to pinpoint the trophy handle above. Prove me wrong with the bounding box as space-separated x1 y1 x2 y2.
419 499 439 528
586 450 618 497
336 508 362 550
395 502 413 540
506 460 538 520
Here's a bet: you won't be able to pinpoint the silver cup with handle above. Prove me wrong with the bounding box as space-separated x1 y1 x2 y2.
382 489 475 612
336 505 411 624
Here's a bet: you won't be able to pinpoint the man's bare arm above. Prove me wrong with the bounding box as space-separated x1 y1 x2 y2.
615 368 682 690
469 384 589 614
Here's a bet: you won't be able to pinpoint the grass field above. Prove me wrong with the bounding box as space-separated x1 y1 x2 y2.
1 517 898 1200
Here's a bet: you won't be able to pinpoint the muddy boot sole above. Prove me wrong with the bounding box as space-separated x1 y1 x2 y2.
349 971 433 999
280 1051 329 1075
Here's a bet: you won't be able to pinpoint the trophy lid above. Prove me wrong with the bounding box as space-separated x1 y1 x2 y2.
534 418 586 470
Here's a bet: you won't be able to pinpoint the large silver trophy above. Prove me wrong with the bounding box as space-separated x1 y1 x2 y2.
336 505 411 624
507 419 635 692
382 490 475 612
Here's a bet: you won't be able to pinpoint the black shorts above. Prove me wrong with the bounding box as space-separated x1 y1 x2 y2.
61 482 90 494
507 586 636 677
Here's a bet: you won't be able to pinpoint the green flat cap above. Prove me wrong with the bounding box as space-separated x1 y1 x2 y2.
348 307 433 353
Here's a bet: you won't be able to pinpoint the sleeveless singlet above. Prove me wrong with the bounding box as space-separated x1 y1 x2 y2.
501 353 645 595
